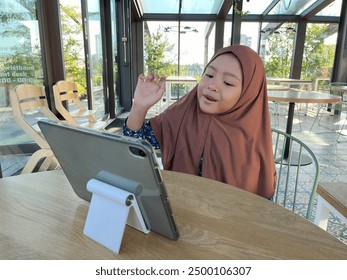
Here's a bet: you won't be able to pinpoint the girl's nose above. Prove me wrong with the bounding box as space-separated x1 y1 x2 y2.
207 82 218 91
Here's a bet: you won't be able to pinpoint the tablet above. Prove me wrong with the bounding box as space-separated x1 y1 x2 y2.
38 119 179 240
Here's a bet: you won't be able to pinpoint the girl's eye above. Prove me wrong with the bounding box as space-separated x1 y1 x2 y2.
224 81 233 86
205 73 213 78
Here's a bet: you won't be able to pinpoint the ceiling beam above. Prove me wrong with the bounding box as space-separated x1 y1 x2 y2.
301 0 335 19
262 0 281 15
217 0 233 19
131 0 142 21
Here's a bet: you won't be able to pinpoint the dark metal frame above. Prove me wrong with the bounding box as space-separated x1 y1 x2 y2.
129 0 345 84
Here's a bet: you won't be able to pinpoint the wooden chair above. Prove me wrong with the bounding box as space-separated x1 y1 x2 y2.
53 80 110 130
10 84 60 174
271 128 320 220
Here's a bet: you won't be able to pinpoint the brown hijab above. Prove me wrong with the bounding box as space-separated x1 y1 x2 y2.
151 45 276 198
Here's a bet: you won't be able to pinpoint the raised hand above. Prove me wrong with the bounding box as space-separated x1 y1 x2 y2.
126 73 167 131
133 73 167 110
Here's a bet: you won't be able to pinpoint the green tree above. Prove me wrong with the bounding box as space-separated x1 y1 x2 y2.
264 26 295 78
264 23 336 85
144 29 176 76
301 24 335 82
60 4 86 95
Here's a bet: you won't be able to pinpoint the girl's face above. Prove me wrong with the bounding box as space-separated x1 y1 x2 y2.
197 53 243 114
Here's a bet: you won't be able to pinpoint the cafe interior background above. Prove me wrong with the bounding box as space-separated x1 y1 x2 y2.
0 0 346 243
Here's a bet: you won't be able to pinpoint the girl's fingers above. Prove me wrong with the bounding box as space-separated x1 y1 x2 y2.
153 74 159 83
140 73 166 85
158 75 166 83
138 74 145 82
146 73 154 81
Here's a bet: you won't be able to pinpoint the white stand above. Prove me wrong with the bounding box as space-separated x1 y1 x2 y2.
314 194 347 230
83 178 150 254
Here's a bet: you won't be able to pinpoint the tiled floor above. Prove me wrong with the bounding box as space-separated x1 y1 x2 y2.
270 101 347 244
1 101 346 245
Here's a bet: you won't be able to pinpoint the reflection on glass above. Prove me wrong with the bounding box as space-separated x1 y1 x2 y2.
0 0 43 148
269 0 316 15
87 0 105 118
317 0 342 16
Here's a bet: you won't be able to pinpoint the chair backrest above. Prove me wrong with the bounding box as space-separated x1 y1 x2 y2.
10 84 59 149
53 80 96 125
271 128 320 220
330 82 347 104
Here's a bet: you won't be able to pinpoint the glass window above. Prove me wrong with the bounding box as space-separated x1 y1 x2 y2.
86 0 105 118
269 0 317 15
60 0 107 119
0 0 43 175
59 1 87 105
224 21 232 47
302 23 338 90
144 21 177 76
207 23 215 62
260 22 296 78
317 0 342 16
242 0 273 14
144 21 210 79
110 0 120 115
226 11 262 52
138 0 224 14
180 21 211 71
138 0 179 14
143 20 213 112
181 0 224 14
240 22 260 51
61 0 118 118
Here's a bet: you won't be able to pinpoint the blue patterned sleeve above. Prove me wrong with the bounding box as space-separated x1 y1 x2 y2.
123 119 160 149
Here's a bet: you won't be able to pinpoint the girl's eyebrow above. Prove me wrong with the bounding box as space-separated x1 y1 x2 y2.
206 65 241 82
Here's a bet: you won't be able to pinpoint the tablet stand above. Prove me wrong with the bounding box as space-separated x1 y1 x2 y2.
83 178 149 254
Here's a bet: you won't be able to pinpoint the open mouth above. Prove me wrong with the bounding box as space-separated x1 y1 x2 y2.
204 94 217 102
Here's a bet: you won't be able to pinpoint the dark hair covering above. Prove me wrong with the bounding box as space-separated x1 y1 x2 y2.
150 45 276 198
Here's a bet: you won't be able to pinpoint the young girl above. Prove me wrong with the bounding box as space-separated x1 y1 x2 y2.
123 45 276 199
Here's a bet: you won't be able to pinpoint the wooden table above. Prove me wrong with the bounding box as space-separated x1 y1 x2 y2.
267 77 312 91
1 169 346 260
267 90 341 164
314 182 347 230
267 85 290 91
267 78 313 114
268 90 341 134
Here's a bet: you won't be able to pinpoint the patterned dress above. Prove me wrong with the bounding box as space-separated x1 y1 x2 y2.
123 120 159 149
